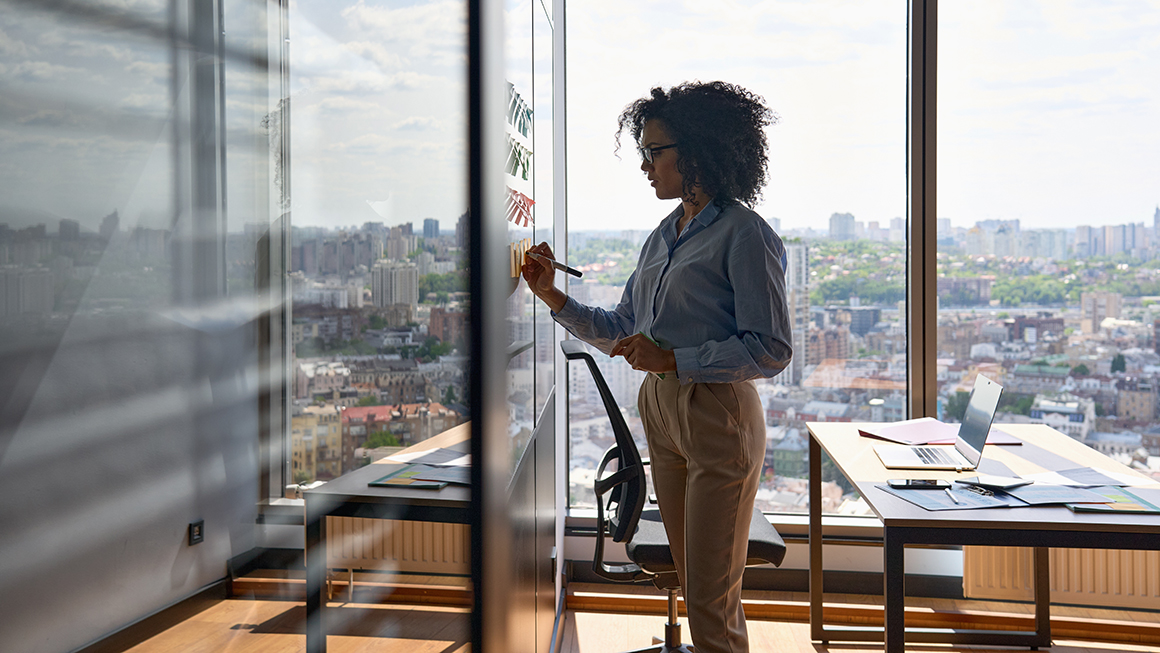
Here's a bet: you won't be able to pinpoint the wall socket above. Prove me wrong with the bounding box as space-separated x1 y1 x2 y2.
188 520 205 545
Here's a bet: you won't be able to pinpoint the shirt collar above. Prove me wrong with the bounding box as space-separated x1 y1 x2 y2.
663 199 722 239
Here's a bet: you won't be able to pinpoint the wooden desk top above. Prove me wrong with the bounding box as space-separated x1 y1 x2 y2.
806 422 1160 533
370 420 471 463
305 421 471 517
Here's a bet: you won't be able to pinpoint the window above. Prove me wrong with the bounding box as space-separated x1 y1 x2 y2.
937 1 1160 460
564 0 907 514
285 0 472 485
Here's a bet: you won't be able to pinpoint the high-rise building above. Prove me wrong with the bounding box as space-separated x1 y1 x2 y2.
828 212 855 241
371 260 419 309
58 219 80 240
386 226 417 261
889 216 905 242
1080 291 1122 333
456 211 469 248
782 242 809 385
1074 225 1093 257
423 218 440 240
0 267 54 317
99 210 119 240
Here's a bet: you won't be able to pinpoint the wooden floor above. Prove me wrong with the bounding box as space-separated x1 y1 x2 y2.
120 582 1159 653
122 600 470 653
561 611 1159 652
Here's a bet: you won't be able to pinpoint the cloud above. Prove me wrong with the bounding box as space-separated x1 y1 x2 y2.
126 60 169 82
344 41 404 70
16 109 76 128
0 27 34 57
394 117 437 132
3 60 83 82
340 0 467 68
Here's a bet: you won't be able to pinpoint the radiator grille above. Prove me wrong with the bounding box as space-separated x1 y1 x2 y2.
963 546 1160 610
327 516 470 574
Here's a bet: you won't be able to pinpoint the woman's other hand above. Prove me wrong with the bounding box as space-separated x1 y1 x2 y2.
610 333 677 374
521 241 567 312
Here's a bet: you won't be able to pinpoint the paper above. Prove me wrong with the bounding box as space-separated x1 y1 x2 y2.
386 447 471 467
369 464 448 489
1024 468 1154 488
859 417 1021 446
999 484 1109 505
878 483 1017 511
1067 486 1160 513
410 465 471 485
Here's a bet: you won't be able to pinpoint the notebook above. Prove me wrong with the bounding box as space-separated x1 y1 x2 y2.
873 374 1004 471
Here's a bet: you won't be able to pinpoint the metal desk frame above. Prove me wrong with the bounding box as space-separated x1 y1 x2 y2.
807 422 1160 653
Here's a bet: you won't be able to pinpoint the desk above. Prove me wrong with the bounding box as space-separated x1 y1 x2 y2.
806 422 1160 653
304 422 471 653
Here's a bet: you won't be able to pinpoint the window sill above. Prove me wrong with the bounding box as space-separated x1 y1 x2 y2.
566 508 885 544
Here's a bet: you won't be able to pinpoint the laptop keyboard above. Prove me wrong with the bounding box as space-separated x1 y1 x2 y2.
913 446 958 465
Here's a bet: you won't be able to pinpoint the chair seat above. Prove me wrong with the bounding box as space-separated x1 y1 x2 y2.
625 507 788 572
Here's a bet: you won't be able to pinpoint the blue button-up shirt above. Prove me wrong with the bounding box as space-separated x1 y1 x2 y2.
553 200 793 384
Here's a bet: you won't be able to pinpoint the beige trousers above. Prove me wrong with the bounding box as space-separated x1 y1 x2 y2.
638 373 766 653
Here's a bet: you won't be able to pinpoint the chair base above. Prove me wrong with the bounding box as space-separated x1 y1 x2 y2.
618 588 694 652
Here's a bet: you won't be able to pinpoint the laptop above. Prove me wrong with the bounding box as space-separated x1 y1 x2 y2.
874 374 1004 471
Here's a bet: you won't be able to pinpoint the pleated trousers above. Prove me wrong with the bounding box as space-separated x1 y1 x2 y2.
638 372 766 653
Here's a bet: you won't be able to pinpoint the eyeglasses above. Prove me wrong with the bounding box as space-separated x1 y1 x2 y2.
637 143 677 164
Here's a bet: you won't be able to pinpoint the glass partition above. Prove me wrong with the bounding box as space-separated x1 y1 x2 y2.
0 1 288 649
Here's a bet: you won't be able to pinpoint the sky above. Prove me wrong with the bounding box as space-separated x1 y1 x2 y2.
1 0 1157 235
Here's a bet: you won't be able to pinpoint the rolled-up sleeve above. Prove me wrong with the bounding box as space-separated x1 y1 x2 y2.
671 222 793 384
551 271 637 355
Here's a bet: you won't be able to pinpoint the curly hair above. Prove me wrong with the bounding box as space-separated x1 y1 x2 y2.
616 81 776 208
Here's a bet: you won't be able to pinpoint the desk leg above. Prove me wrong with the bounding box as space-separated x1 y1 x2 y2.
809 434 824 641
1033 546 1051 647
306 499 327 653
883 527 905 653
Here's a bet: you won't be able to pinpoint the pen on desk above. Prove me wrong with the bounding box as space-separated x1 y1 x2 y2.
945 487 960 504
526 251 583 278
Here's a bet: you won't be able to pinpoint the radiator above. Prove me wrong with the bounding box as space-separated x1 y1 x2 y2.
963 546 1160 610
327 516 470 575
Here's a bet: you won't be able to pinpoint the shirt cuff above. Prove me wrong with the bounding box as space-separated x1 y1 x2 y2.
673 347 701 384
550 295 582 325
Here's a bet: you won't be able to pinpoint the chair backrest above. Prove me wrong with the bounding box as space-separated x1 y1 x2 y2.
562 340 649 581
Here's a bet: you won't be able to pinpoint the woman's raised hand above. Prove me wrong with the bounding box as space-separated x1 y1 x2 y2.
521 241 567 312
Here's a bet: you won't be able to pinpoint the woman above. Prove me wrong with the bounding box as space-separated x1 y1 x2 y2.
522 81 792 653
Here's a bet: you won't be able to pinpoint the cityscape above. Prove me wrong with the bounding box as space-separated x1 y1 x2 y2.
6 206 1160 509
564 207 1160 513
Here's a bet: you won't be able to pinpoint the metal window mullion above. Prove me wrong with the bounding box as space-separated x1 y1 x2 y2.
908 0 937 418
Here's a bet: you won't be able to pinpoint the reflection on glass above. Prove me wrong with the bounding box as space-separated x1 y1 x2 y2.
503 0 554 466
0 0 285 649
937 2 1160 482
565 0 906 514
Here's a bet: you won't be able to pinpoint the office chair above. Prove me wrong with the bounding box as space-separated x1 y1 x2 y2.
562 340 787 653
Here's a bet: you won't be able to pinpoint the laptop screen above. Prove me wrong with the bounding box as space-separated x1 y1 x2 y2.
954 374 1004 466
